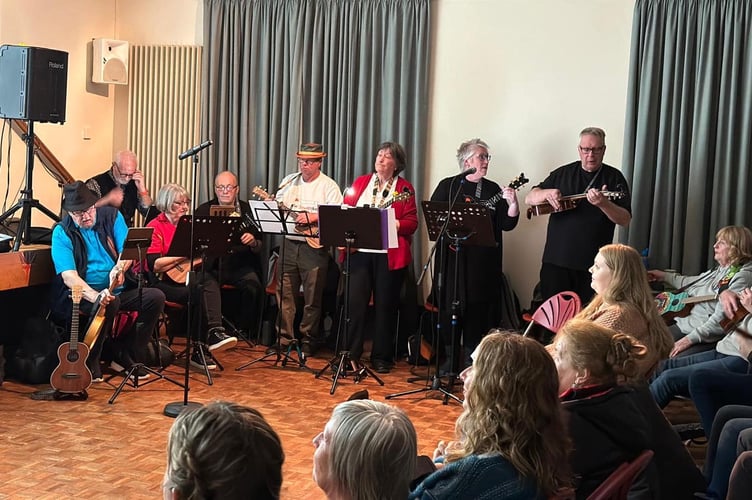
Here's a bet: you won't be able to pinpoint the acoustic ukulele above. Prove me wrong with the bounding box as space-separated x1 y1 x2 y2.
463 173 529 208
655 291 716 322
50 285 93 393
526 189 626 219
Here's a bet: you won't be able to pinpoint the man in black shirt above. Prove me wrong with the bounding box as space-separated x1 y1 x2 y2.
86 150 154 227
525 127 632 304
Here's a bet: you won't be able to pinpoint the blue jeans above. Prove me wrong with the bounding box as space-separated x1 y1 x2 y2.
704 405 752 499
649 350 747 407
690 368 752 434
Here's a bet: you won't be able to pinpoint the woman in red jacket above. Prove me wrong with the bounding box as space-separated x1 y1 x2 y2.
341 142 418 373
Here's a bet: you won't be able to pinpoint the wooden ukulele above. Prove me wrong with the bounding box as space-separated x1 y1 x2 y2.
655 291 716 322
463 173 529 208
526 189 626 219
50 286 92 394
720 307 751 333
251 186 322 249
82 270 123 347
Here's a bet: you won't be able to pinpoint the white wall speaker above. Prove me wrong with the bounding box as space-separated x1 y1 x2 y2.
92 38 128 85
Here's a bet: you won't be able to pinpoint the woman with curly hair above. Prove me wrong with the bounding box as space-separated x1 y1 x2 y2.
410 332 571 499
553 319 705 499
576 243 673 378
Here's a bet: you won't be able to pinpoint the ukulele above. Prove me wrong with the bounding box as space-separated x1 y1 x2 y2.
251 186 322 249
50 285 93 393
526 189 626 219
164 258 203 284
720 307 751 333
655 291 716 322
463 173 529 208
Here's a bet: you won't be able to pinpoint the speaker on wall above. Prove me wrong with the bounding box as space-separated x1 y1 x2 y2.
0 45 68 124
92 38 128 85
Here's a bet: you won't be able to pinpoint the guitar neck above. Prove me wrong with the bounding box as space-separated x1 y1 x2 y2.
561 190 622 202
682 294 717 304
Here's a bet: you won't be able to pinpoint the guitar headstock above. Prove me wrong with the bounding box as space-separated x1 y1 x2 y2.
606 190 626 200
509 173 529 190
71 285 83 305
251 186 272 201
391 191 413 204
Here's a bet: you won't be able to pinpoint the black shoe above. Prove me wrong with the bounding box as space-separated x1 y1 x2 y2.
109 360 150 381
301 340 317 356
207 328 237 352
190 351 217 370
372 360 391 374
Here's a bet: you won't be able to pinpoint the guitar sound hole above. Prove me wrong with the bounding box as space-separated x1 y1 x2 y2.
67 351 80 363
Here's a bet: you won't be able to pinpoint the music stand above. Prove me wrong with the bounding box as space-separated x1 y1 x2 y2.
108 227 185 404
235 200 310 370
314 205 387 395
387 201 494 404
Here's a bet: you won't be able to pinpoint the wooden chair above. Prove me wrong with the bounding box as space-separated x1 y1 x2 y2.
523 291 581 337
586 449 655 500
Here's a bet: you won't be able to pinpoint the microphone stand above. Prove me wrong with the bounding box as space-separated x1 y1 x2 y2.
164 141 211 418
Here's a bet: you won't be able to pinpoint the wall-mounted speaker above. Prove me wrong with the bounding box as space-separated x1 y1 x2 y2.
92 38 129 85
0 45 68 124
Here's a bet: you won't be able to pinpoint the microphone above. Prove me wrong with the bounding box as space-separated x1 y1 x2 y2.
178 140 213 160
460 167 477 178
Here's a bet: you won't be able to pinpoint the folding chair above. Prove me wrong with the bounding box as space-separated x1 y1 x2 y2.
586 449 654 500
523 291 581 337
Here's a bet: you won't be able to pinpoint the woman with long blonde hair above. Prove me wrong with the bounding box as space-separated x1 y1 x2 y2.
411 332 571 499
576 243 673 377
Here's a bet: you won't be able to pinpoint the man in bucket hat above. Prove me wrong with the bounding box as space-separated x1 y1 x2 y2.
48 181 166 381
272 143 342 357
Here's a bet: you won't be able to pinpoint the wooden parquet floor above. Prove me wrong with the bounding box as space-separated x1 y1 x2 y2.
0 340 463 500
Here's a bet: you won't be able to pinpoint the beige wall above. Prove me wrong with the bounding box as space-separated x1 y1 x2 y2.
1 0 633 304
426 0 635 304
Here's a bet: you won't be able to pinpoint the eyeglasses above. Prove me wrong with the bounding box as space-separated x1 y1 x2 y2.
172 200 190 207
70 206 95 218
112 162 135 179
476 154 491 161
215 185 237 192
579 146 605 155
298 159 321 165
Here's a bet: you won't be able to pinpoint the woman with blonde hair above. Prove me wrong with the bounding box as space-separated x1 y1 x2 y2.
553 319 705 499
411 332 571 499
576 243 673 377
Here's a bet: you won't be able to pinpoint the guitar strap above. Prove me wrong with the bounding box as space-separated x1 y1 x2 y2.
474 178 483 199
672 268 715 294
582 167 602 193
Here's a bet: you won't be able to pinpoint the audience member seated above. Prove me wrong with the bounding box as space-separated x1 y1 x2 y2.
553 319 705 499
701 404 752 499
313 399 417 500
163 400 284 499
146 184 237 371
575 243 673 377
411 332 571 499
647 225 752 357
686 287 752 435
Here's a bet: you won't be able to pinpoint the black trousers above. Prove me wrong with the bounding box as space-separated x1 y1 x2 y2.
345 252 405 363
539 262 594 305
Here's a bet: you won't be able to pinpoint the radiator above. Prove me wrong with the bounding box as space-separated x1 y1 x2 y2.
128 45 202 202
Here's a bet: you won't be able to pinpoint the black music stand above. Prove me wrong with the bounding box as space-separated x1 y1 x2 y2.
109 227 185 404
314 205 386 395
387 201 494 404
235 200 310 370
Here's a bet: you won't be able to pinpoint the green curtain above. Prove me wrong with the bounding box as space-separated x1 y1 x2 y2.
200 0 431 206
622 0 752 274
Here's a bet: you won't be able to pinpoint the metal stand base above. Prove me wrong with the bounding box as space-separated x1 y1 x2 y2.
385 373 463 405
316 350 384 395
108 362 185 404
235 339 309 371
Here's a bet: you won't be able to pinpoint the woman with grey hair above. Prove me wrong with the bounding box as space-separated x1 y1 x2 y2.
429 138 520 370
146 183 237 370
163 401 284 499
313 399 418 499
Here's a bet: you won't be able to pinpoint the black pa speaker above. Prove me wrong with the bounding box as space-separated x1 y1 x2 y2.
0 45 68 124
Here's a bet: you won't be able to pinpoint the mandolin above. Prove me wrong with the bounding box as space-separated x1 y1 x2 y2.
82 269 123 348
463 173 529 208
50 286 92 394
526 189 626 219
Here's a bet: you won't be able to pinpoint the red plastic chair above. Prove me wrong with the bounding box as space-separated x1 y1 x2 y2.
586 449 654 500
523 291 582 337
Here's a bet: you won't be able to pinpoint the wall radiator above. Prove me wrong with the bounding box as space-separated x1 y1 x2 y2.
128 45 202 205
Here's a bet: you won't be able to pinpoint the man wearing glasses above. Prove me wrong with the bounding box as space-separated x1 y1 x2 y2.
86 150 154 226
195 171 264 338
525 127 632 304
49 181 166 381
273 143 343 356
